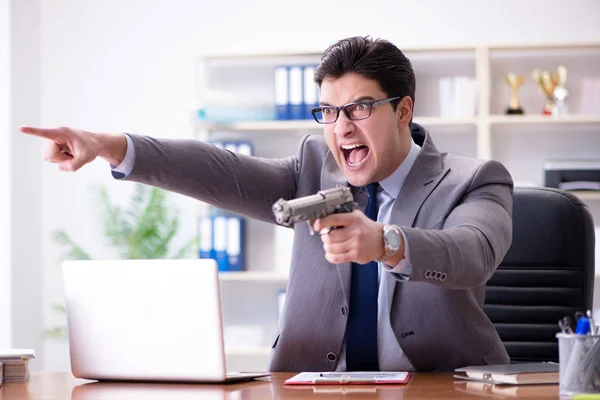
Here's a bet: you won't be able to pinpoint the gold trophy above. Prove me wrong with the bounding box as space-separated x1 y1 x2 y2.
504 73 526 115
532 66 568 115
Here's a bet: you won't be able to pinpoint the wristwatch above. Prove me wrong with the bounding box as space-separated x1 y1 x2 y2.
382 225 403 257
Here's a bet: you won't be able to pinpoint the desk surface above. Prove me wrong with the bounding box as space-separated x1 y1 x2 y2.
0 372 561 399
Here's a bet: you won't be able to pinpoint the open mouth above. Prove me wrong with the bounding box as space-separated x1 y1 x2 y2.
341 143 370 168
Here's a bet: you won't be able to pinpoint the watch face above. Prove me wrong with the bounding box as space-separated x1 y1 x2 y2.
385 228 401 251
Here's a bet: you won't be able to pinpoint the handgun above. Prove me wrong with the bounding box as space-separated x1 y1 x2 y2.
272 186 358 235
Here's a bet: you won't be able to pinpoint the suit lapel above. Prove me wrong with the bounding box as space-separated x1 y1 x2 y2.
389 158 449 228
318 127 450 307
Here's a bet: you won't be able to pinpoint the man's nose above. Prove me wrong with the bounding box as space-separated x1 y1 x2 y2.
332 111 354 137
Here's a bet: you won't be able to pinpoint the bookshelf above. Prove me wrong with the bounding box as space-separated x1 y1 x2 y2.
196 42 600 371
196 41 600 160
196 41 600 270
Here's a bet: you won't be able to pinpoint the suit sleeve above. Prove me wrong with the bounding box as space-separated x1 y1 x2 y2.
400 160 514 289
115 134 300 224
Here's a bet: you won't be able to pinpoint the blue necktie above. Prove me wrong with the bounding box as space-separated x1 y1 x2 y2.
346 182 379 371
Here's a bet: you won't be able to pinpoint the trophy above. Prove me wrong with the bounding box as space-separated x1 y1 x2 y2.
504 73 526 114
532 66 569 115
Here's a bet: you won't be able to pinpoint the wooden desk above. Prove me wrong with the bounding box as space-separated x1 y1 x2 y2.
0 372 561 399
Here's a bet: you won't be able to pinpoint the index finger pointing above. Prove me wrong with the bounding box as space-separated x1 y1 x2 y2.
20 126 60 139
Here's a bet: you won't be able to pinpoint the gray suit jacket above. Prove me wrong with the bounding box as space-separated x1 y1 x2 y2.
121 123 514 372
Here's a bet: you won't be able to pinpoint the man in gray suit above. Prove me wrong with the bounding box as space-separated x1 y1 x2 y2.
22 36 513 372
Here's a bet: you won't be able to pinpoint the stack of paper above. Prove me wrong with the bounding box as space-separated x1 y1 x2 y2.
0 349 35 382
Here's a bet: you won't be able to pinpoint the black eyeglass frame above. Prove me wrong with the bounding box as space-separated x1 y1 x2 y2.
311 96 401 124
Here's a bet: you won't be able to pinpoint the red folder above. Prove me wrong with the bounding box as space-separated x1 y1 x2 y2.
284 371 412 385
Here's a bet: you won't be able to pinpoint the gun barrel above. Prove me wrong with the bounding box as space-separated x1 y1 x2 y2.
272 187 355 227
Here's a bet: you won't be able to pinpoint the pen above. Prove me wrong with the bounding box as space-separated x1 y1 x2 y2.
575 316 591 335
587 310 597 335
559 317 574 334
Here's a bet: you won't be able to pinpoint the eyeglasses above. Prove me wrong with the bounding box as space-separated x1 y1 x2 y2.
311 96 401 124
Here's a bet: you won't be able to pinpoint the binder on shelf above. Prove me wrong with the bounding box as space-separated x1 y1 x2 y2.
212 216 229 272
274 66 290 120
226 216 245 272
303 65 319 120
209 140 224 149
198 141 251 271
197 215 214 259
289 66 304 120
213 140 254 156
236 141 253 156
438 76 477 117
224 142 237 153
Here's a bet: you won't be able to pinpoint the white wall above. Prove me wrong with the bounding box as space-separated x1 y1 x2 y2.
9 0 598 370
0 0 11 350
10 0 43 369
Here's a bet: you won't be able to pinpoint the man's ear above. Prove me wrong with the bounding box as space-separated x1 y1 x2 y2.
396 96 413 127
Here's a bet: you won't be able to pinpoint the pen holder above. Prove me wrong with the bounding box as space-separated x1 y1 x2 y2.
557 333 600 396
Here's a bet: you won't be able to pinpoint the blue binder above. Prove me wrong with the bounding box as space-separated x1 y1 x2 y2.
303 65 319 119
236 141 254 156
212 215 229 272
274 66 290 120
226 216 245 271
197 215 214 259
202 141 251 271
288 66 304 120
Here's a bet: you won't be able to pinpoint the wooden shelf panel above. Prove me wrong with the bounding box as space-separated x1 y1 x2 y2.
219 271 288 282
489 115 600 125
569 191 600 201
225 347 272 356
200 117 478 132
198 115 600 132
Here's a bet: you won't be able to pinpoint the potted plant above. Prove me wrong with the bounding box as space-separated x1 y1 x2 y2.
44 183 196 339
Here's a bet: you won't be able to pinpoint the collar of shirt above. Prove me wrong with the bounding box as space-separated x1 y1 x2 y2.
378 137 422 200
354 136 422 200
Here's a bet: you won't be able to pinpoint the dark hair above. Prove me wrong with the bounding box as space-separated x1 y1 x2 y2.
314 36 415 111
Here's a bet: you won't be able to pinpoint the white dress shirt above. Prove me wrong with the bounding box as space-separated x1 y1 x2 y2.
111 134 422 371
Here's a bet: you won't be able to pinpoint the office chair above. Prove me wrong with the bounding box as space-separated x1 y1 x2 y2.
484 187 595 363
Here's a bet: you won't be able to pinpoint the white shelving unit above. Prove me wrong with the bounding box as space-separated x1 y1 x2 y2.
219 271 287 283
196 42 600 371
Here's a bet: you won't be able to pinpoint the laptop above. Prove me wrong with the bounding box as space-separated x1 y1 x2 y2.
62 258 269 383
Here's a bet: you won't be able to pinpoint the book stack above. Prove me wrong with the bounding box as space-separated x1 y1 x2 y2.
454 362 559 385
0 349 35 383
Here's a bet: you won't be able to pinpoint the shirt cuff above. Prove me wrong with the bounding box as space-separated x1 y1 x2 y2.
110 133 135 179
383 228 412 280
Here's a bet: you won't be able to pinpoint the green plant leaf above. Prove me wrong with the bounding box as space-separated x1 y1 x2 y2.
51 231 92 260
172 235 198 259
42 326 68 340
48 183 195 341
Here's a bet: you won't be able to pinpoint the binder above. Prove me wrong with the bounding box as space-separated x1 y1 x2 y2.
224 142 237 153
303 65 319 119
197 215 213 259
210 140 224 149
274 66 290 120
212 216 229 271
201 141 251 271
226 216 245 271
454 363 559 385
236 142 253 156
288 66 304 120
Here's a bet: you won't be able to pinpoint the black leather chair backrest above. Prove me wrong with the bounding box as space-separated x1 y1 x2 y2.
484 187 595 363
